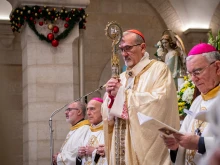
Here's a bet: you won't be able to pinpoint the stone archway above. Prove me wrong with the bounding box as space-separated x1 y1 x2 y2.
209 2 220 36
146 0 183 34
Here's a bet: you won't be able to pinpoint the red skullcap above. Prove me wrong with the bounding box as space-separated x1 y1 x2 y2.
188 43 217 56
126 29 145 43
91 97 103 103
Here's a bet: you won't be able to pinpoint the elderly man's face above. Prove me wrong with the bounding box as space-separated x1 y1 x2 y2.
119 33 146 69
187 55 220 94
65 102 81 126
87 100 102 125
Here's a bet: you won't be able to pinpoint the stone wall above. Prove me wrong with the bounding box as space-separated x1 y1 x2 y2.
84 0 168 98
0 21 22 165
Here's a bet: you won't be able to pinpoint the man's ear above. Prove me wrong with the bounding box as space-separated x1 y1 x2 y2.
77 109 82 116
216 61 220 75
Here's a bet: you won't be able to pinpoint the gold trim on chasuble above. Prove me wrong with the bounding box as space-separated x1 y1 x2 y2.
85 123 104 165
133 60 156 91
115 60 156 165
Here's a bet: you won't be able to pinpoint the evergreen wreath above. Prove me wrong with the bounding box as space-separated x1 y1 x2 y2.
10 5 88 47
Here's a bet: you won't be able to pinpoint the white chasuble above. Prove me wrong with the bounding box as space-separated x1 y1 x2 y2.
57 120 90 165
102 54 180 165
82 122 107 165
175 86 219 165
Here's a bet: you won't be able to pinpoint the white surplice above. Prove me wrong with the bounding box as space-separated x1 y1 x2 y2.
175 86 220 165
82 122 107 165
57 120 90 165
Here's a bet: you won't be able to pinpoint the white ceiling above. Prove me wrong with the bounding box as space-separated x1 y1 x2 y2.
0 1 12 20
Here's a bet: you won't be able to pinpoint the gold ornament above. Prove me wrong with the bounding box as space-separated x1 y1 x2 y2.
61 10 63 13
20 11 23 15
46 9 49 12
23 7 26 10
18 17 20 20
48 12 51 15
16 10 19 13
48 24 53 30
65 11 68 13
54 8 56 11
28 10 31 14
35 13 38 16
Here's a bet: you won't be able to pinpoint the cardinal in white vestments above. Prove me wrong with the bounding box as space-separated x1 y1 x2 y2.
102 29 180 165
53 101 90 165
77 98 107 165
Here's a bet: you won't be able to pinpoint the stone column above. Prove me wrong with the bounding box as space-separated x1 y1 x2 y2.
7 1 90 165
183 28 211 51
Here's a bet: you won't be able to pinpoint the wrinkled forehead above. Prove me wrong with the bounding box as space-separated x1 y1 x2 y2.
186 55 208 69
68 102 78 108
87 100 101 109
120 33 136 46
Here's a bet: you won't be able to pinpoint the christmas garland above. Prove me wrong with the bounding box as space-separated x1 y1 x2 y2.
10 5 88 47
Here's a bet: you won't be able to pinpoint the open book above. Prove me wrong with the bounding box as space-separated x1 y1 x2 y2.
137 112 183 136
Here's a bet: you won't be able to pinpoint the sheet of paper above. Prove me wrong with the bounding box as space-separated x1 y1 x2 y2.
194 111 207 122
137 112 183 136
184 109 207 122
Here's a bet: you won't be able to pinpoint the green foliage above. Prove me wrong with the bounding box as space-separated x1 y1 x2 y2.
208 30 220 50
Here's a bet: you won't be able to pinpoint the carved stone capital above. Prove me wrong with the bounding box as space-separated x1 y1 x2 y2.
183 28 211 45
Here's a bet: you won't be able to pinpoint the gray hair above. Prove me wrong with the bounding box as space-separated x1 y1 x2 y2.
123 31 145 44
75 101 86 117
186 51 220 63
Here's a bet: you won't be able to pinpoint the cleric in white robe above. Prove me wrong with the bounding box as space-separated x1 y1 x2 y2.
53 101 90 165
77 98 107 165
162 43 220 165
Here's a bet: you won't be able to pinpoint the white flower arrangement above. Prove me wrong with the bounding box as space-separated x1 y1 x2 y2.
177 76 195 115
154 41 166 59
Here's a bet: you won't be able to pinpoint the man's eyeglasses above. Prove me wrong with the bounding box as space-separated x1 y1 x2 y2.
119 43 141 53
187 61 215 78
65 108 79 112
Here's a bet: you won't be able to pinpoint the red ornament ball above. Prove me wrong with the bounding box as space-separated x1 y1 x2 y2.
64 23 69 28
52 40 59 47
52 26 59 33
65 17 70 22
47 33 54 41
39 21 43 26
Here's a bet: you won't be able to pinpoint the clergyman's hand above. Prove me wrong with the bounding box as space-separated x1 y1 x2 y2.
173 133 200 150
85 146 96 157
97 144 105 157
78 146 86 158
106 78 121 97
160 134 179 150
52 152 60 165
